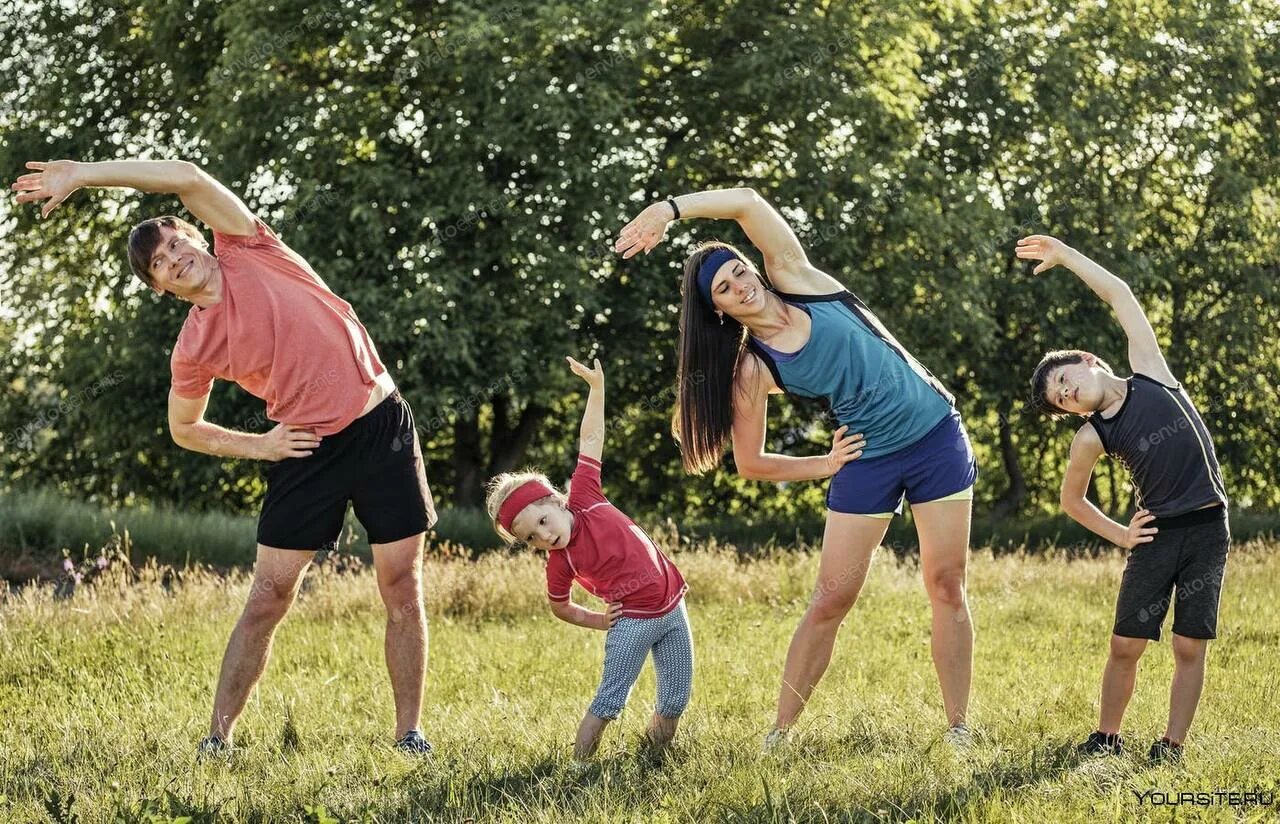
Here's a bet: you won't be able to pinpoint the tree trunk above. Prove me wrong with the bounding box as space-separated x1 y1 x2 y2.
990 399 1026 519
452 408 485 508
487 393 547 477
1086 473 1102 512
450 393 549 509
1106 459 1121 516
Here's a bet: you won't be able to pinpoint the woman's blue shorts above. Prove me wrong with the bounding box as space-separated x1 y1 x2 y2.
826 409 977 517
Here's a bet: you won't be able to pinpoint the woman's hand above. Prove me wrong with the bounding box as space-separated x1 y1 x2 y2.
613 201 675 259
567 356 604 391
1121 508 1158 549
11 160 83 218
598 602 624 629
1015 235 1073 275
824 425 866 476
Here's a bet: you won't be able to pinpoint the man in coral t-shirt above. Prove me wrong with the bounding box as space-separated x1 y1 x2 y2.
12 158 438 755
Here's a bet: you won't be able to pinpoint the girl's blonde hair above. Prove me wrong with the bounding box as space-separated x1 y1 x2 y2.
484 470 566 543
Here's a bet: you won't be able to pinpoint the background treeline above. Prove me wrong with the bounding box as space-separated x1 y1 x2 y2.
1 0 1277 545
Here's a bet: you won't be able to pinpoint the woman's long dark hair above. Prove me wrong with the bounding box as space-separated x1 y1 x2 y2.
674 241 755 474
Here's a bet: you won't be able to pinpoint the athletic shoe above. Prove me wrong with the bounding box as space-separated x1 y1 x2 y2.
196 735 230 760
1147 737 1183 764
762 727 790 753
395 729 434 756
944 723 975 749
1076 730 1123 756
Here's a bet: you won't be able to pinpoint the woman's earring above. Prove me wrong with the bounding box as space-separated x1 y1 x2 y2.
718 313 725 325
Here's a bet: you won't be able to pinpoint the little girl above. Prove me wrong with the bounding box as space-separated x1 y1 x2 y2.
486 356 693 761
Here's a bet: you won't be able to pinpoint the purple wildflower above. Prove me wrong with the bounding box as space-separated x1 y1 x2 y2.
62 557 74 572
96 556 108 570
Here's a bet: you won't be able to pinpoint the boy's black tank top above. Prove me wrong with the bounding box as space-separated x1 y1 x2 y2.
1087 373 1228 517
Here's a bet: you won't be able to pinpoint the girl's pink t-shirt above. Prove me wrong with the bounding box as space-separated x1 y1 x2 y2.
545 454 687 618
169 220 386 436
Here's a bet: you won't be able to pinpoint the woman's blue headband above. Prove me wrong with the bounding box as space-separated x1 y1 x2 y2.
696 248 741 307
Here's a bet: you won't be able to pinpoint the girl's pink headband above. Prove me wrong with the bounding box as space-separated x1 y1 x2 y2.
497 479 557 532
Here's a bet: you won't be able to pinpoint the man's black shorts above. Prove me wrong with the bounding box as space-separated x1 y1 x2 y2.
257 391 438 550
1113 506 1229 641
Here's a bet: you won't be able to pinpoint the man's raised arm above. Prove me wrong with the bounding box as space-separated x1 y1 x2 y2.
11 159 256 235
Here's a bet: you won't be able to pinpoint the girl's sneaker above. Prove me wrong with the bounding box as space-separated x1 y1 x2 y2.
395 729 434 756
1147 737 1183 764
1076 730 1123 756
762 727 790 753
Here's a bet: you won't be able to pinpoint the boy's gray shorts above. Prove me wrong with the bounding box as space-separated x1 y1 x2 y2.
1114 506 1229 641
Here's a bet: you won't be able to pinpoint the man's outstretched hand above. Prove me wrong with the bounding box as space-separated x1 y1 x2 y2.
11 160 82 218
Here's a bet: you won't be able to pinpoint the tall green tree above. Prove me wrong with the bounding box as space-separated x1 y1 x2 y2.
1 0 1276 524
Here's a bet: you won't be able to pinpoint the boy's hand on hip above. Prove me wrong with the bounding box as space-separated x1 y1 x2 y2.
1122 508 1158 549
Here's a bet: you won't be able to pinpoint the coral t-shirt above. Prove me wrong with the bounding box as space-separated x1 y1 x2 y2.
169 219 386 436
545 454 687 618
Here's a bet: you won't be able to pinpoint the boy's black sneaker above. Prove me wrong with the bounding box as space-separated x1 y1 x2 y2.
196 735 231 760
1147 737 1183 764
395 729 434 756
1076 730 1123 756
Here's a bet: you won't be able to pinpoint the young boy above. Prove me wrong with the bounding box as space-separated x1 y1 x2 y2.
1020 235 1229 764
486 356 693 762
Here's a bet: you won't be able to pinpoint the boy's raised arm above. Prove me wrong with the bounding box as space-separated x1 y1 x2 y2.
1016 235 1177 384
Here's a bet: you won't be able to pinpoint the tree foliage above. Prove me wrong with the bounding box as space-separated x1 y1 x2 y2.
1 0 1276 524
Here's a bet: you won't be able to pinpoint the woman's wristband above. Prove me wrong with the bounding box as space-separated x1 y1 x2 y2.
666 196 681 220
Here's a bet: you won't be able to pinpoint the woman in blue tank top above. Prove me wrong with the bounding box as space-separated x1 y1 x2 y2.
615 188 978 747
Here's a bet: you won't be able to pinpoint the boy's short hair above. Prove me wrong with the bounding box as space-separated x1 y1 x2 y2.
1028 350 1113 419
484 470 565 543
126 215 206 288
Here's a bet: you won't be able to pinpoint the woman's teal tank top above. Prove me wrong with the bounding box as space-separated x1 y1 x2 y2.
746 291 954 459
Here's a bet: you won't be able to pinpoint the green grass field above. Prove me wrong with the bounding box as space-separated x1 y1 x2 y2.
2 541 1278 823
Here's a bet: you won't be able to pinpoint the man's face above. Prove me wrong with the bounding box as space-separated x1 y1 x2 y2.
148 225 216 298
